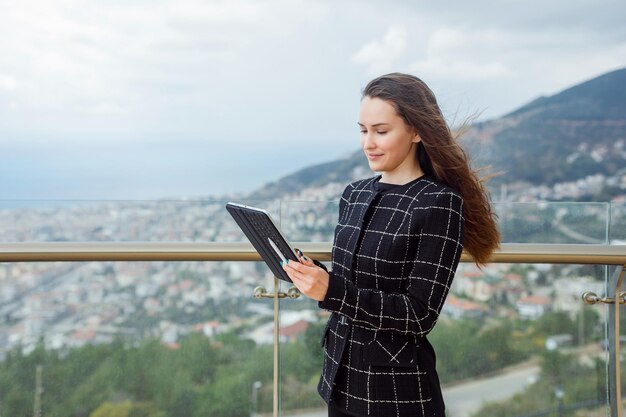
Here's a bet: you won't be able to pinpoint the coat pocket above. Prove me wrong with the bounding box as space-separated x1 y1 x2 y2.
363 334 434 413
362 335 419 369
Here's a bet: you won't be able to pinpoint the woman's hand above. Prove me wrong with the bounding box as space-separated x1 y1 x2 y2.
281 249 329 302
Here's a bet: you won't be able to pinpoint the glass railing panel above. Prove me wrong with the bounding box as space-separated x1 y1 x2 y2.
494 202 610 244
439 262 609 417
277 280 329 416
0 260 276 417
0 199 280 242
278 201 335 416
1 198 621 417
280 200 338 242
610 202 626 244
3 199 616 246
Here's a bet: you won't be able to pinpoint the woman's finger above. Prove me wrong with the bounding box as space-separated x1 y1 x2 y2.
294 248 316 266
282 263 299 284
286 268 308 291
282 260 307 280
284 259 307 273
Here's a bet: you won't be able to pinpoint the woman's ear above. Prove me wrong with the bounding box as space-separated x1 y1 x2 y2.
412 133 421 144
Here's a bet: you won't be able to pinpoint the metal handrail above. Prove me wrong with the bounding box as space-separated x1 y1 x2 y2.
0 242 625 264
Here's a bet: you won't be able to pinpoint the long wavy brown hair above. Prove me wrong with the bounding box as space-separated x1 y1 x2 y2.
363 73 500 266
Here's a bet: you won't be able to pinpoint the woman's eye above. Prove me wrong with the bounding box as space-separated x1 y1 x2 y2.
377 131 387 135
360 130 367 134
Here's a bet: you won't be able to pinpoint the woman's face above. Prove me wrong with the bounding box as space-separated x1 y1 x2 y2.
358 96 421 181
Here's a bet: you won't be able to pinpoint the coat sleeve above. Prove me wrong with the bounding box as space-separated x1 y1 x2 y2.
319 191 464 336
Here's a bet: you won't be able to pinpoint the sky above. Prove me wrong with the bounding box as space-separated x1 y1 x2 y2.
1 0 625 201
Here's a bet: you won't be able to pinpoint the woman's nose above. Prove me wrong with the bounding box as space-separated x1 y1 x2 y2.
362 132 376 148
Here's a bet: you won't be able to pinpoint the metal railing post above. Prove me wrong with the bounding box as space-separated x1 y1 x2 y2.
608 265 626 417
273 276 279 417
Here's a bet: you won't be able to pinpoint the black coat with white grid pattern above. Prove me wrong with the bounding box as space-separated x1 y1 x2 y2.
316 174 464 417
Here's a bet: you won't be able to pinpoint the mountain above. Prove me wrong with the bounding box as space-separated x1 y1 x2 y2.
464 67 626 188
246 151 370 200
248 68 626 202
508 68 626 120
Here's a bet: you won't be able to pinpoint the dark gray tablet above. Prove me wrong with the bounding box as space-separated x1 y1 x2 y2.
226 202 299 283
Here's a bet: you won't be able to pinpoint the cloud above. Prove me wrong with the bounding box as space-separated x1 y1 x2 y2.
351 25 407 75
0 0 330 138
411 59 509 80
0 74 18 91
409 28 512 80
0 0 624 145
381 0 626 37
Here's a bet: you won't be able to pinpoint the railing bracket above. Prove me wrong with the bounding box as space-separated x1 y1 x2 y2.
582 291 626 305
253 286 301 299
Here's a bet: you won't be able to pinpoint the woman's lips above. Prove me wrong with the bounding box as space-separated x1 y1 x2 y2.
367 153 383 160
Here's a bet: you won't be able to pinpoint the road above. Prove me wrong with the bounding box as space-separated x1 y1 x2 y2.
553 218 604 244
443 364 540 417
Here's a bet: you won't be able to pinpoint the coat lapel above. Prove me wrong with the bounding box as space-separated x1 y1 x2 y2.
343 178 380 283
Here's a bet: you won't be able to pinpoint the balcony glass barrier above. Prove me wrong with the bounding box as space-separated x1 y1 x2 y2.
0 259 278 417
0 199 282 242
0 199 286 416
0 199 624 417
3 200 623 244
494 201 613 244
1 200 624 244
611 203 626 244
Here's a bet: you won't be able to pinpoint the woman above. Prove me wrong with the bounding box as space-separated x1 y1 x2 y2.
282 73 500 417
